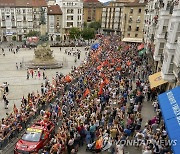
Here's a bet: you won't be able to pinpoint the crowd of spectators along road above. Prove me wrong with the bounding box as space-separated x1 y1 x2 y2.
0 35 172 154
39 36 172 154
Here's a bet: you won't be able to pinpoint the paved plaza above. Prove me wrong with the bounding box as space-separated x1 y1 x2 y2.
0 45 87 120
0 42 155 154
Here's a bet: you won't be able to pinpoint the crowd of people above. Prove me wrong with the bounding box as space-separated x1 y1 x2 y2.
38 36 171 154
0 35 172 154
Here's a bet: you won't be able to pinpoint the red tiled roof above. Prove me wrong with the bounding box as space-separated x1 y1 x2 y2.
0 0 15 7
0 0 47 7
48 5 62 15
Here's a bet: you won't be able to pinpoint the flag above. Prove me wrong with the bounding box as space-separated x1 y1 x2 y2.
126 61 131 66
98 84 104 95
65 75 72 82
97 65 102 70
116 67 121 71
83 88 90 97
104 78 110 85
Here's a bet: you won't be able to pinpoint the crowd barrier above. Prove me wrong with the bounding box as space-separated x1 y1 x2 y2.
0 90 61 151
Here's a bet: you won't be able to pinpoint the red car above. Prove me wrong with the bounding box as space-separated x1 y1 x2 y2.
14 120 55 154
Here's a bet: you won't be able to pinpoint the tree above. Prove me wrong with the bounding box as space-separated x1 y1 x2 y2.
25 31 40 37
83 22 87 28
69 27 81 39
81 28 95 40
88 21 101 31
12 36 16 41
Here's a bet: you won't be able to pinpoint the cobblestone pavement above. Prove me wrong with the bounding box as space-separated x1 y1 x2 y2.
0 46 88 120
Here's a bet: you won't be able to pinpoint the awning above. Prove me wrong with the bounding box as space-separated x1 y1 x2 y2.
137 43 144 50
149 72 168 89
122 38 143 43
158 86 180 154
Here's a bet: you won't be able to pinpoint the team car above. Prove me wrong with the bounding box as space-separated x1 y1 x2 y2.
14 120 55 154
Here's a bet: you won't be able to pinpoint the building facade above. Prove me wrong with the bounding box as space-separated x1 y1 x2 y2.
144 0 180 89
101 0 146 42
47 4 63 41
57 0 83 40
161 0 180 87
121 0 146 42
0 0 48 42
83 0 103 23
101 1 125 35
144 0 160 53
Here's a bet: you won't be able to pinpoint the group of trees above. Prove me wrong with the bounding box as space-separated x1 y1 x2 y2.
69 21 101 40
22 21 101 41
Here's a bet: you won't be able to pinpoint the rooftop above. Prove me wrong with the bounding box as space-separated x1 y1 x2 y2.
48 4 62 15
0 0 47 7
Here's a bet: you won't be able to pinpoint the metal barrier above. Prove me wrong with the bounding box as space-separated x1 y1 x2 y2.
0 76 79 151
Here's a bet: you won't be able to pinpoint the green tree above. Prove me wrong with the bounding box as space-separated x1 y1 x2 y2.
69 27 81 39
83 22 87 28
81 28 95 40
88 21 101 31
25 31 40 37
12 36 16 41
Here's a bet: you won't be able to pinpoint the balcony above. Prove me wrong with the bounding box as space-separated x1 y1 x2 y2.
173 64 180 78
128 19 132 23
136 19 141 23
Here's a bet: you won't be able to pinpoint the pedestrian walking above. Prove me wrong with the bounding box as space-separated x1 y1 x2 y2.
78 52 80 60
41 83 44 95
43 71 45 80
16 63 18 70
3 93 8 109
27 69 30 79
38 71 41 79
20 62 22 69
30 69 34 78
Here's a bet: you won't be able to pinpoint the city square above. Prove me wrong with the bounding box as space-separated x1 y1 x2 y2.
0 0 180 154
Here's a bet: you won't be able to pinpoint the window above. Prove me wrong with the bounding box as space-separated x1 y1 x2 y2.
135 34 138 37
67 16 73 20
128 25 131 31
177 23 180 32
67 22 73 27
129 16 132 23
136 26 139 31
130 8 133 13
168 63 174 73
23 15 26 21
23 9 25 13
159 43 164 49
162 26 167 33
136 16 140 23
138 8 141 13
128 33 130 37
67 9 73 14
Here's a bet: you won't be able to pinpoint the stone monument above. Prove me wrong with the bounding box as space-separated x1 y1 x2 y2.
27 8 62 69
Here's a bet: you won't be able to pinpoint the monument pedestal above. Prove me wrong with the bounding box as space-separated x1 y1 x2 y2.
26 43 63 69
